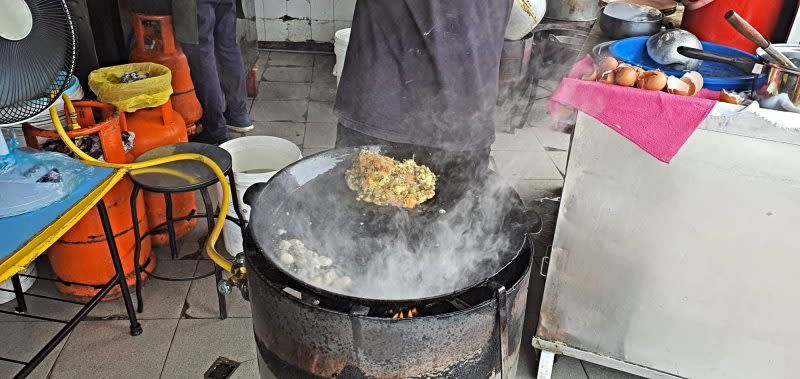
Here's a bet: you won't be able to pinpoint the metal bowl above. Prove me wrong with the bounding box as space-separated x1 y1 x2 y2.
598 3 663 40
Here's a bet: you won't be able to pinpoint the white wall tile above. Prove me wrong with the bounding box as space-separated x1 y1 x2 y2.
255 0 265 18
263 0 287 18
257 19 267 40
333 0 356 21
265 19 289 41
286 19 312 41
334 20 351 32
310 20 335 43
310 0 334 20
287 0 310 18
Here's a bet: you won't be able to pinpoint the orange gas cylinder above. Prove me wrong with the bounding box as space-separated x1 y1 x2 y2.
130 13 202 134
21 101 155 301
124 101 197 245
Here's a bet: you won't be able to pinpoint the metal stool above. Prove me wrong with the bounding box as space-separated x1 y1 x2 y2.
129 142 246 320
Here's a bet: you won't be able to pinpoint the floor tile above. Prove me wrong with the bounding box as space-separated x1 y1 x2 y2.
312 57 337 84
50 319 178 379
491 151 563 181
245 121 305 145
547 151 568 176
183 262 251 319
492 128 545 152
257 82 310 101
0 321 67 379
582 361 644 379
526 100 555 129
307 101 336 123
262 66 312 83
310 80 337 102
161 318 256 379
512 180 564 206
90 260 198 320
250 100 308 122
516 356 589 379
303 122 337 148
302 147 330 157
533 126 572 152
230 358 260 378
267 52 314 67
314 54 335 68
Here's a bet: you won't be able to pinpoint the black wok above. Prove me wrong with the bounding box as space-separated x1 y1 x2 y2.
243 145 538 307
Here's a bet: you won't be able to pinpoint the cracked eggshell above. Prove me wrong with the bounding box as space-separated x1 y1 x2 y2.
636 70 667 91
680 71 703 96
614 66 639 87
666 75 691 96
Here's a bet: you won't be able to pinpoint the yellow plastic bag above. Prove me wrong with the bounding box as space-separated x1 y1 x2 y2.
88 63 173 112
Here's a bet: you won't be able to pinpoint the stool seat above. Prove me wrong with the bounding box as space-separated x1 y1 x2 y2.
130 142 232 193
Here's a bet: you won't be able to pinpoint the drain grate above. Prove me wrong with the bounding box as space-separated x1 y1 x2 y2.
204 356 241 379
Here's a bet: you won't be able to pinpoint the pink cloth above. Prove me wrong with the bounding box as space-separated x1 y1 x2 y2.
548 55 718 163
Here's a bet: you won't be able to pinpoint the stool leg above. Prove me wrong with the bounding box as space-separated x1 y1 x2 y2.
164 193 179 260
199 187 227 320
130 184 144 313
228 172 247 245
11 275 27 314
97 200 143 336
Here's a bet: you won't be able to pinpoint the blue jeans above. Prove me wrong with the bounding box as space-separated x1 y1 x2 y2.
182 0 251 144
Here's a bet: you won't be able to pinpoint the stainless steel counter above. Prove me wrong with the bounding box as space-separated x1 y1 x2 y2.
533 111 800 379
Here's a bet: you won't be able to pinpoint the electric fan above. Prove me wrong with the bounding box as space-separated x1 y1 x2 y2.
0 0 76 126
0 0 78 217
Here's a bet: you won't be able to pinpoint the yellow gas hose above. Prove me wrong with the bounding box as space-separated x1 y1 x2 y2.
50 95 234 273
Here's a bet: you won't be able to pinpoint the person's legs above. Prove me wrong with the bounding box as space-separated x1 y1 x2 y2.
214 0 253 132
182 0 230 144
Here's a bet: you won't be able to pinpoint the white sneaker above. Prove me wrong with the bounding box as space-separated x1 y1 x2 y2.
227 123 254 133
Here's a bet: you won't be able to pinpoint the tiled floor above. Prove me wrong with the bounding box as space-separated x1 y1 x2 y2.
0 51 641 378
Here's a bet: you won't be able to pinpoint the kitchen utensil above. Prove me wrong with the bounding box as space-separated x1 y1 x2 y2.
725 10 798 69
678 46 800 107
592 40 618 62
505 0 546 41
756 44 800 66
244 145 536 303
609 36 766 91
600 0 677 15
545 0 600 22
598 3 663 40
677 47 766 75
646 29 703 70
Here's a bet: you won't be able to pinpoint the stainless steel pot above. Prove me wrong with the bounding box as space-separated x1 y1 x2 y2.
544 0 600 21
597 3 663 40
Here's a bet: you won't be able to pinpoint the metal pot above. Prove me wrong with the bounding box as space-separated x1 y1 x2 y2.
679 46 800 108
598 3 664 40
544 0 600 21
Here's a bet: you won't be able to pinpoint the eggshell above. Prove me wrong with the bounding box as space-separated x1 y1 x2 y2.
598 56 620 73
614 66 639 87
719 90 745 105
666 75 691 96
636 70 667 91
581 69 599 81
598 70 616 84
680 71 704 96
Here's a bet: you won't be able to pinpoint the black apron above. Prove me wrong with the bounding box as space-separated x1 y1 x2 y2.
334 0 512 152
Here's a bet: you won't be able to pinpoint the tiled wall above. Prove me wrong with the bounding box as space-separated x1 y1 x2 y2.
256 0 356 43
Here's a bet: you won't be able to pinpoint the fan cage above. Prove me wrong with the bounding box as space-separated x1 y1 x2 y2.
0 0 76 126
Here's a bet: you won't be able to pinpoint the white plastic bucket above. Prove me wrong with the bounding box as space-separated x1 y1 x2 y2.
0 266 36 305
219 136 302 256
333 28 351 86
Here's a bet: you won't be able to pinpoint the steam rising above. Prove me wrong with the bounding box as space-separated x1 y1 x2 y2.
255 155 526 301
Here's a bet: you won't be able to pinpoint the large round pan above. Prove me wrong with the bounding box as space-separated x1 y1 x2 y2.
244 145 538 306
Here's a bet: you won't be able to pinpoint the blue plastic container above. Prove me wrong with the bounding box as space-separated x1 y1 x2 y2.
608 36 766 91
